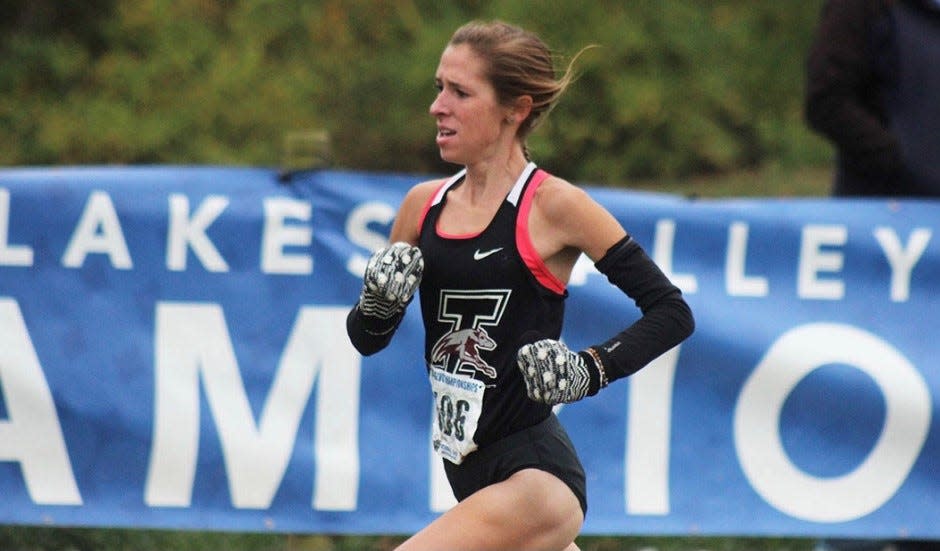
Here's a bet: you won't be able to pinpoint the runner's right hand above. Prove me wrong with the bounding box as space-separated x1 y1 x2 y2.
359 242 424 319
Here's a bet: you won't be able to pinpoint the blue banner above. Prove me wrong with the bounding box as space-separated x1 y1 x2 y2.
0 166 937 538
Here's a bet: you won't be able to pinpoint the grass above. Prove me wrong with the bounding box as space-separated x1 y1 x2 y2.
0 164 832 551
0 527 819 551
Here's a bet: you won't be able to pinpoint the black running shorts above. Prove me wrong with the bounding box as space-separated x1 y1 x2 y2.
442 413 588 515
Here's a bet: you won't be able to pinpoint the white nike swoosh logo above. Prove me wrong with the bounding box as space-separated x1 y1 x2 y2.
473 247 504 260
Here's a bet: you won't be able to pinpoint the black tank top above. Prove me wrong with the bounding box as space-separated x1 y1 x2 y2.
417 163 566 447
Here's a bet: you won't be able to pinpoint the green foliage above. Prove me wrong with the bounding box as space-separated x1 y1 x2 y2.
1 0 829 183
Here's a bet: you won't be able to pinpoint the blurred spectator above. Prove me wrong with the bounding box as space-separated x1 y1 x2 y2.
805 0 940 197
807 2 939 549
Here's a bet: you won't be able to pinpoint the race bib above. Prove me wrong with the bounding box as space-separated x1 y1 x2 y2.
429 368 486 464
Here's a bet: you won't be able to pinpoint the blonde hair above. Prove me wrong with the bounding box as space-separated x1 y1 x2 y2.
448 20 587 154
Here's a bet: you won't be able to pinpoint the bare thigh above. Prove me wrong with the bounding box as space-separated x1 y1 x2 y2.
396 468 583 551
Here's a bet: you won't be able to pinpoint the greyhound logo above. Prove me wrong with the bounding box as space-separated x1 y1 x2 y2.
431 327 498 378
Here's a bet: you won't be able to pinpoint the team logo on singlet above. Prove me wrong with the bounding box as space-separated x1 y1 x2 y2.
431 327 497 378
430 289 511 380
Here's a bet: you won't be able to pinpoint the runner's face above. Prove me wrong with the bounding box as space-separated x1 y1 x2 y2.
430 44 509 165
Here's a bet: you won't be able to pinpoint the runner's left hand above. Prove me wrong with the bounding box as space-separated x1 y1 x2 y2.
516 339 593 405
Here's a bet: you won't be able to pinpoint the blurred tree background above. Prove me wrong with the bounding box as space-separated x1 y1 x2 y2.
2 0 832 187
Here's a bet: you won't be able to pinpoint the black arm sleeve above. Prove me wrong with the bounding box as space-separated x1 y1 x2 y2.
586 235 695 394
346 303 406 356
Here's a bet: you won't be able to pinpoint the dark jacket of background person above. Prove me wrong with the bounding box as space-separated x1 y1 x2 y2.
805 0 940 197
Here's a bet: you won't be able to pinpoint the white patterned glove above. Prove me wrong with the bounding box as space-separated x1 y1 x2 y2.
516 339 594 405
359 242 424 319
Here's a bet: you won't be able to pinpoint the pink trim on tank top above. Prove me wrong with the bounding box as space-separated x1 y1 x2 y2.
517 170 566 295
436 226 481 239
416 180 450 236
